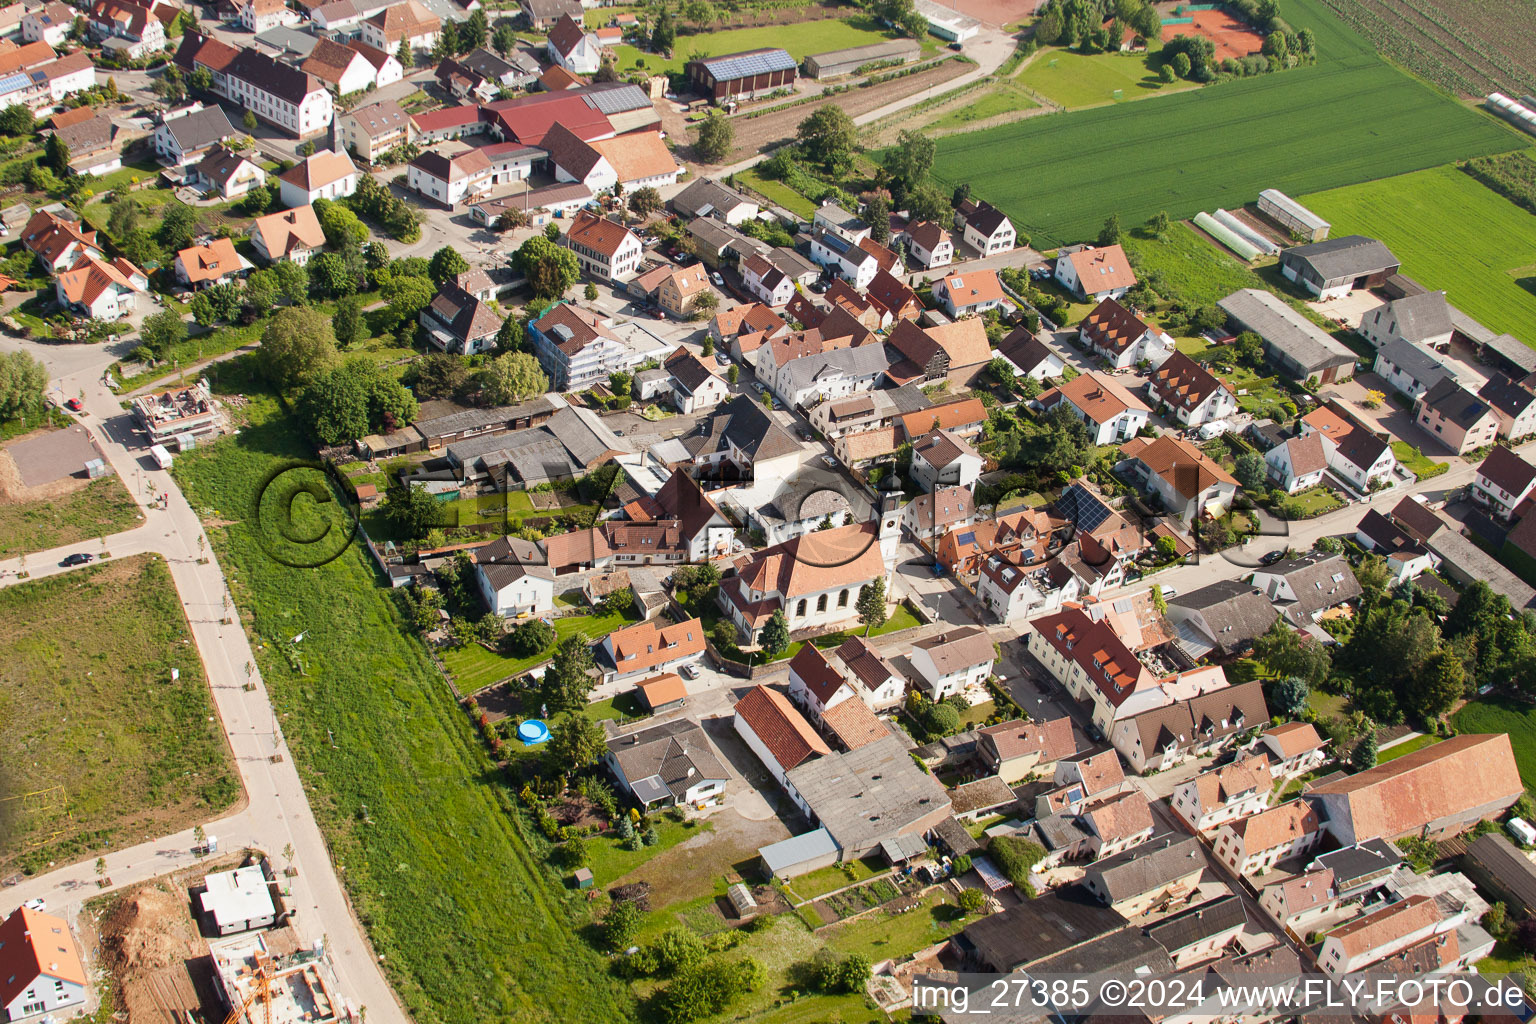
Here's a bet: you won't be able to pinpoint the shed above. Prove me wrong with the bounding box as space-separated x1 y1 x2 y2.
758 827 840 881
1257 189 1329 242
1463 833 1536 916
803 38 920 79
635 673 688 713
879 832 929 865
573 867 594 889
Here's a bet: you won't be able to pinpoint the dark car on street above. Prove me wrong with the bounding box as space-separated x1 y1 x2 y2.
61 552 95 566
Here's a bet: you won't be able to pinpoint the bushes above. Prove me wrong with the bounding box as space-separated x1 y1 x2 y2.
989 835 1045 893
802 948 872 994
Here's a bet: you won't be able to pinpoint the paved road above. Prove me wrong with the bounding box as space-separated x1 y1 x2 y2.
1 351 409 1024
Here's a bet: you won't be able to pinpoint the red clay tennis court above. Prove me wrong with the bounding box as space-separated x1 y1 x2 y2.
1157 6 1266 61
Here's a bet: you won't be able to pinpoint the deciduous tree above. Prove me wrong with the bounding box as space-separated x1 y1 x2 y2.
692 110 733 164
259 306 339 392
796 106 858 174
477 352 548 403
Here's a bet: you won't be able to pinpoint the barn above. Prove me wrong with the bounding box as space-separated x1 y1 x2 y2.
1278 235 1399 300
803 38 921 79
687 48 796 103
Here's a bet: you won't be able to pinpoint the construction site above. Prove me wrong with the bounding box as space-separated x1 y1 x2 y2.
210 933 357 1024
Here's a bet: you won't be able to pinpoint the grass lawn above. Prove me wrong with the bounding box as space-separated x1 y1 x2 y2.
823 889 969 962
441 608 641 691
921 0 1522 248
0 474 141 558
1123 222 1271 308
1308 688 1349 722
957 699 997 730
585 817 712 887
1284 486 1345 518
1454 696 1536 791
1015 47 1197 109
607 16 899 77
170 393 630 1023
0 555 238 876
1174 335 1294 420
1391 441 1450 480
1378 733 1441 763
1477 940 1534 977
929 82 1039 133
735 164 817 218
1302 163 1536 347
773 604 923 662
783 856 885 902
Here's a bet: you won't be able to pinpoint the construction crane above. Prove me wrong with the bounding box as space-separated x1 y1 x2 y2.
220 948 273 1024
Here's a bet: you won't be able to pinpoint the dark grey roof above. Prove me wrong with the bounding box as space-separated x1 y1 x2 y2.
1146 893 1246 953
1083 833 1205 903
779 345 892 394
710 394 800 462
1466 833 1536 911
581 81 653 114
1000 329 1058 374
1031 927 1172 980
761 463 871 527
1479 374 1536 420
1426 527 1536 609
1419 377 1492 429
1356 508 1422 559
458 46 515 78
254 25 318 57
694 48 796 81
931 815 981 857
888 383 932 415
164 105 235 151
1259 551 1362 617
415 396 555 439
227 47 326 104
962 884 1125 973
1376 338 1452 389
1217 289 1355 374
1281 235 1398 282
1485 332 1536 373
664 347 717 395
673 176 755 219
962 200 1011 239
1169 581 1277 656
1309 838 1401 890
1033 812 1092 851
1375 291 1453 344
606 718 728 802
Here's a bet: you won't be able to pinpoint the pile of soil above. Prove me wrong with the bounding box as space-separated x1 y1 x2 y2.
98 884 202 975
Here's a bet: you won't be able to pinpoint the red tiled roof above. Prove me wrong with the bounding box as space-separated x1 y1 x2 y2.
0 907 86 1008
733 684 830 770
608 616 705 675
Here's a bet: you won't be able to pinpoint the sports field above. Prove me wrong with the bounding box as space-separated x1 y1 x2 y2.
1302 164 1536 345
922 0 1523 248
1015 48 1196 108
607 16 913 77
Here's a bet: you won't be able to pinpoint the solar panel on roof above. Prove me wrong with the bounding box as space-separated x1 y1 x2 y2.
1055 483 1113 533
703 48 796 80
957 531 976 546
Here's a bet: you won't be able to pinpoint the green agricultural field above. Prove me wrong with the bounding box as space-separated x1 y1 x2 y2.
170 387 630 1024
1015 48 1196 109
607 16 905 77
0 555 238 875
922 0 1521 248
1122 222 1268 307
0 473 141 558
1453 696 1536 792
1301 164 1536 346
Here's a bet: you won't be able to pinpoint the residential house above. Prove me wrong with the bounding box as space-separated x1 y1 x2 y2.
599 617 705 683
22 3 75 46
1259 868 1339 934
686 217 766 270
89 0 164 58
910 428 984 493
1279 235 1399 299
1265 432 1329 494
936 504 1067 576
812 202 868 242
663 346 729 414
529 302 646 388
954 198 1014 255
1305 733 1523 845
886 317 992 390
898 219 953 269
277 149 357 209
1299 400 1397 490
1318 895 1447 976
810 230 880 289
1080 298 1176 370
407 148 490 207
685 393 808 485
933 267 1007 318
1249 551 1362 626
978 716 1078 784
301 36 376 95
719 521 893 643
174 238 245 289
1117 435 1238 525
1472 445 1536 518
1165 580 1278 660
153 103 235 167
220 46 334 138
672 176 758 225
832 635 905 710
21 208 100 275
193 146 265 200
359 0 439 53
975 547 1081 625
1213 800 1321 875
349 40 403 87
1082 833 1206 918
908 624 994 700
740 251 798 307
1171 754 1272 833
998 328 1065 381
1033 372 1150 445
1258 721 1330 779
732 684 830 788
866 269 922 324
787 644 859 725
1308 840 1403 899
249 204 326 265
543 123 679 192
1358 291 1454 350
1479 374 1536 441
1055 243 1137 302
1081 789 1157 860
1149 894 1248 969
1147 350 1236 427
1414 378 1499 454
54 253 146 319
545 13 599 73
1108 680 1269 774
902 484 975 545
645 468 734 562
420 283 502 355
769 342 889 411
657 263 711 319
605 718 728 809
337 98 412 163
712 301 789 365
519 0 579 30
0 907 87 1021
238 0 297 32
1373 338 1454 400
561 209 642 281
1218 288 1357 384
470 535 554 616
44 109 120 177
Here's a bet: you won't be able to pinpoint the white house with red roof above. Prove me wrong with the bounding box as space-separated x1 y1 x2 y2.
560 209 642 281
1147 350 1236 427
908 624 994 700
1079 297 1175 370
249 205 326 266
1213 800 1322 875
787 644 858 725
21 208 101 275
546 13 601 74
1032 372 1150 445
277 149 357 208
1170 753 1272 833
0 906 87 1020
1471 444 1536 519
1055 243 1138 302
898 219 953 269
732 683 830 788
54 253 146 319
1258 721 1329 778
1264 432 1328 494
932 267 1007 318
598 616 705 683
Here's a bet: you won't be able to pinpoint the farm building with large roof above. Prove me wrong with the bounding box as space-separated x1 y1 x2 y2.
687 48 796 103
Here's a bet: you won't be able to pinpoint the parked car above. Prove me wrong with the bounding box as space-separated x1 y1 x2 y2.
60 552 94 567
649 308 666 319
710 272 724 287
64 398 83 412
23 898 45 911
821 455 837 467
1260 550 1286 566
679 663 700 680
